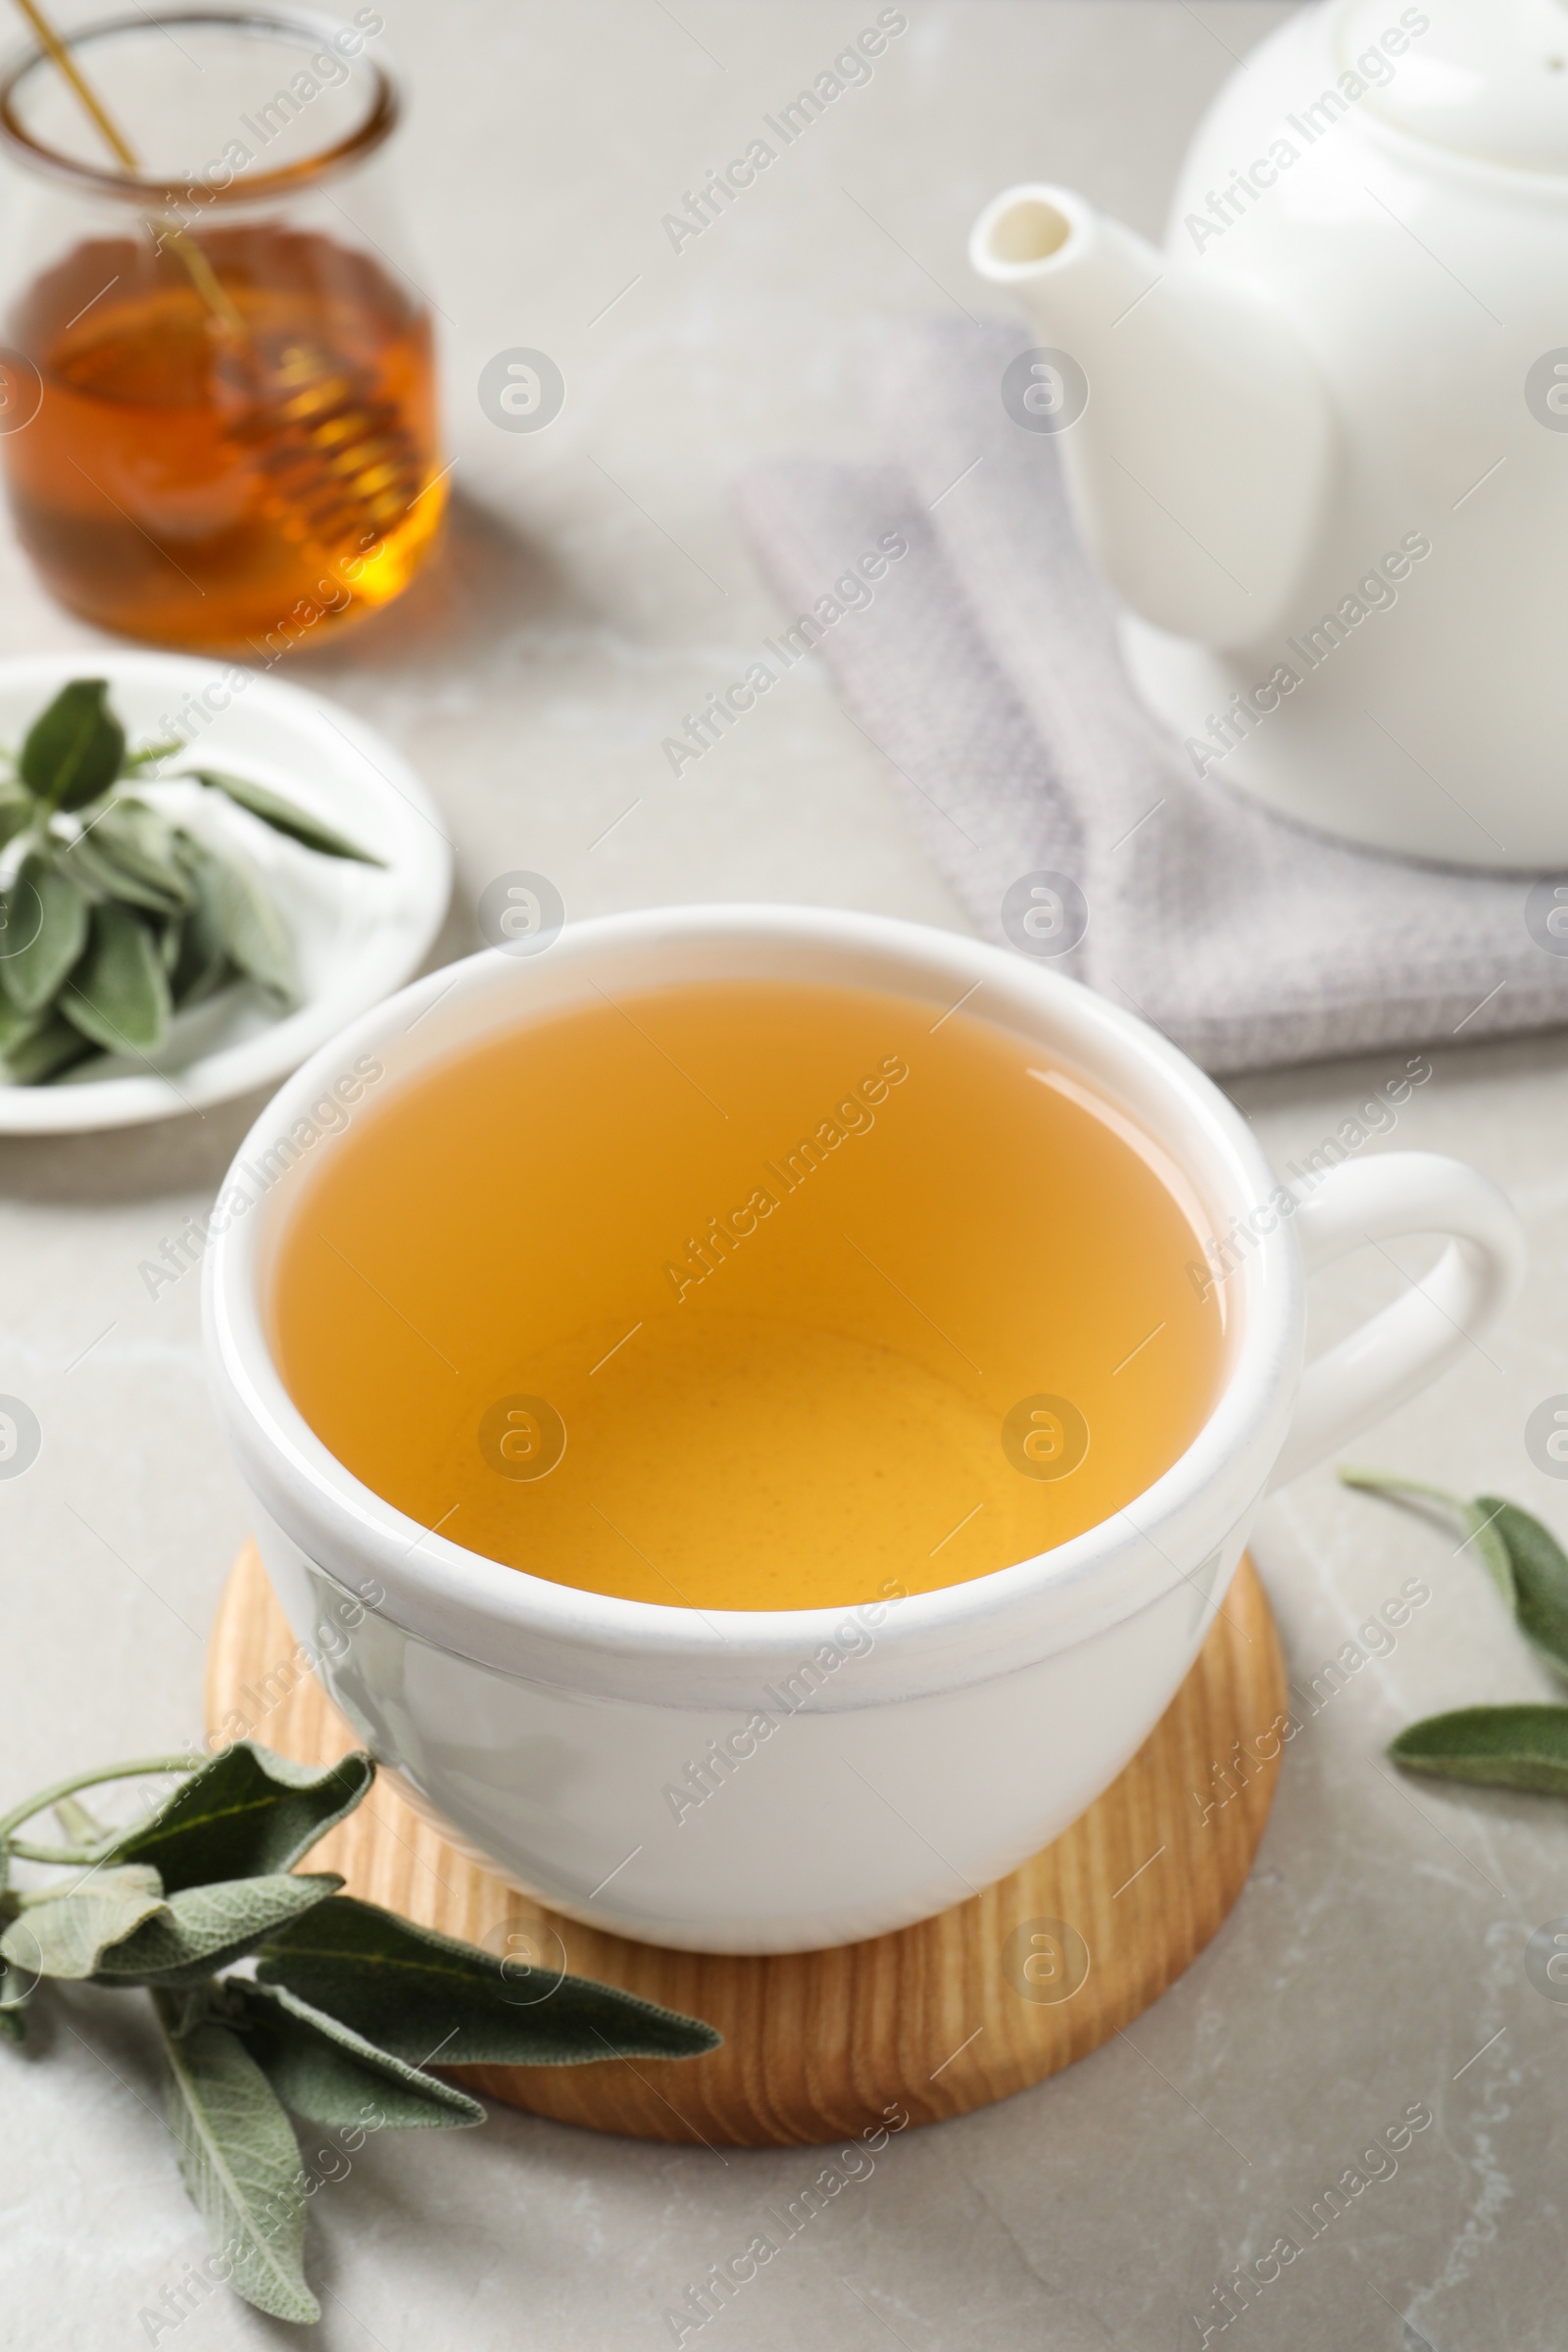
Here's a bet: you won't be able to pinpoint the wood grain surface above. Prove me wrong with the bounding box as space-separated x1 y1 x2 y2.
207 1542 1285 2147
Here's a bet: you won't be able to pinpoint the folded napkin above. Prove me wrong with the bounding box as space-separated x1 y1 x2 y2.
738 318 1568 1074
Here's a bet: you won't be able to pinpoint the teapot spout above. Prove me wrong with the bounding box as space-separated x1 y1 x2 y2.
968 185 1331 650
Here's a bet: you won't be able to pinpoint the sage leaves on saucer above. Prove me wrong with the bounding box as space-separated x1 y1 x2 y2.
0 677 382 1085
1342 1469 1568 1789
0 1740 718 2326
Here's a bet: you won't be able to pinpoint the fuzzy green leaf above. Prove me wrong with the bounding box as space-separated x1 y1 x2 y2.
0 780 31 853
166 867 232 1007
173 944 232 1011
21 679 124 810
156 2000 318 2326
69 801 193 914
52 1794 106 1846
0 991 40 1054
56 829 117 905
61 901 171 1054
110 1743 373 1894
191 769 382 865
57 828 121 905
121 737 183 773
95 1872 342 1986
0 1876 34 2042
1 1012 97 1086
1473 1497 1568 1679
0 991 60 1084
258 1895 721 2066
1339 1469 1517 1608
1 1862 165 1981
1341 1472 1568 1679
0 853 89 1016
1391 1703 1568 1794
182 842 295 1004
229 1980 485 2129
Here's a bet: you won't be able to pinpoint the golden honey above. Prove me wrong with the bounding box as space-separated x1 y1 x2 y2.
2 224 442 650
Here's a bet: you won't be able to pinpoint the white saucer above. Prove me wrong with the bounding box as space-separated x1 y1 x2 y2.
0 651 453 1133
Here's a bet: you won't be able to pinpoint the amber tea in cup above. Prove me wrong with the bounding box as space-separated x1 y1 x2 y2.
269 979 1228 1612
0 9 443 650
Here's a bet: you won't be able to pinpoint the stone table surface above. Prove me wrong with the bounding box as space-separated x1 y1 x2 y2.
2 3 1563 2346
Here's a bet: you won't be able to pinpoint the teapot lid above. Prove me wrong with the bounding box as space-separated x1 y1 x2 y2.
1340 0 1568 172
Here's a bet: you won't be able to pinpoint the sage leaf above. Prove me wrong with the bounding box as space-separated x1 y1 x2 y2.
61 901 171 1054
182 842 296 1004
120 737 183 773
1 853 89 1016
191 769 383 865
1391 1704 1568 1795
58 827 125 905
1339 1469 1516 1606
70 802 193 914
21 679 124 810
0 1844 33 2040
172 939 232 1012
2 1012 97 1087
52 1793 106 1845
96 1872 342 1986
1341 1471 1568 1678
1473 1496 1568 1680
258 1896 722 2066
0 780 31 853
155 1998 318 2326
0 919 101 1080
229 1981 484 2129
0 994 52 1085
1 1862 165 1981
0 992 39 1054
110 1743 373 1892
166 856 231 1007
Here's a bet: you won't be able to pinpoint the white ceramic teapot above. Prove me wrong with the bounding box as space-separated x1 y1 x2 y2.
970 0 1568 868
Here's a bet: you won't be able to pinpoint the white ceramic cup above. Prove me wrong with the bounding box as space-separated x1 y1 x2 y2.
203 906 1525 1953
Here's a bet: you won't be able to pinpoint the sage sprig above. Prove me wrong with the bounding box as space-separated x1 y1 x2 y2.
0 1740 718 2325
0 678 383 1085
1341 1470 1568 1789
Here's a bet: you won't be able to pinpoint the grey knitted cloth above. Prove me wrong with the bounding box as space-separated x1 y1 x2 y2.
738 318 1568 1075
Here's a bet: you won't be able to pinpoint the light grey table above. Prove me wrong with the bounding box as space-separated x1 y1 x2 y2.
3 6 1561 2346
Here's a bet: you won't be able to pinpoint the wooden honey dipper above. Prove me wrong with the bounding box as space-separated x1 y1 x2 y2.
8 0 428 578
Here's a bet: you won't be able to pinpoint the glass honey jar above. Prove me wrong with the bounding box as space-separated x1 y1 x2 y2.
0 7 445 652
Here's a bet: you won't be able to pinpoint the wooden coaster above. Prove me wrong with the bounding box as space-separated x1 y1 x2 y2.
208 1544 1284 2147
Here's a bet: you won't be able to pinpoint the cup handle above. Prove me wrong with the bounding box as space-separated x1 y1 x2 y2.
1267 1152 1525 1492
